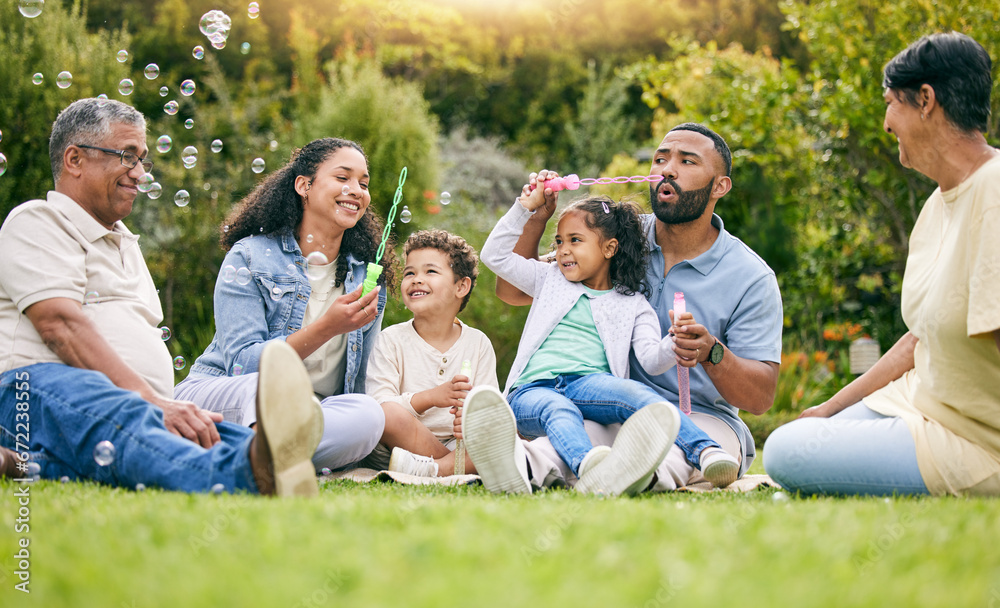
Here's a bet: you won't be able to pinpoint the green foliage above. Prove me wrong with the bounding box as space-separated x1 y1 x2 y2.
565 61 635 178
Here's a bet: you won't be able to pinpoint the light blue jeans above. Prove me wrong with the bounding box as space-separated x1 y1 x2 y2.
0 363 258 493
508 373 719 475
763 402 929 496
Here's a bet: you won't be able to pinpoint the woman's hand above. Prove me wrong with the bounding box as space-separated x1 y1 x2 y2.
320 284 380 336
798 402 837 419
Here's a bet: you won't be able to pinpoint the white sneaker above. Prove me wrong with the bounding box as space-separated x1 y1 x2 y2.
577 445 612 479
576 402 679 496
388 447 439 477
699 447 739 488
463 386 532 494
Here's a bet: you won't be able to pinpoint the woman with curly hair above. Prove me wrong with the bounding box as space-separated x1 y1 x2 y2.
475 185 739 495
177 138 442 473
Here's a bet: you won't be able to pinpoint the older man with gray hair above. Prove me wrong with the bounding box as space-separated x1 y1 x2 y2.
0 98 321 496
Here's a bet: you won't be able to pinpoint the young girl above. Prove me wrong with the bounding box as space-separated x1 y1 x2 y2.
479 188 738 494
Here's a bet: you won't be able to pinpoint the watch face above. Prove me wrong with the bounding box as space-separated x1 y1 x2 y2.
709 342 724 365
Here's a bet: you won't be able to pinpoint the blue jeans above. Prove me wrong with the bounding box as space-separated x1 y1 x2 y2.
508 373 719 474
763 403 929 496
0 363 259 493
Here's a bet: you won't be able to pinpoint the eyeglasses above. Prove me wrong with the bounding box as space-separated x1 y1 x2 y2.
74 144 153 173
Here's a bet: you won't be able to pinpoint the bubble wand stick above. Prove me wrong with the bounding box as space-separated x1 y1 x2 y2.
529 174 664 192
673 292 692 415
362 166 407 296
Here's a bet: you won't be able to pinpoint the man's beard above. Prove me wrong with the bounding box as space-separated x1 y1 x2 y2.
649 177 714 225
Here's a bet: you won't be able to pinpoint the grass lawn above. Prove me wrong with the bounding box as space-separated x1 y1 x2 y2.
2 456 998 608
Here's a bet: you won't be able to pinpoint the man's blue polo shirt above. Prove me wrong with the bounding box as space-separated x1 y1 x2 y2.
629 213 783 474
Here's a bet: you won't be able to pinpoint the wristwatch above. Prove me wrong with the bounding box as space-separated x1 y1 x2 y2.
706 339 724 365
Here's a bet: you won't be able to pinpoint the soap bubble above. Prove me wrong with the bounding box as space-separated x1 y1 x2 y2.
265 248 271 256
160 326 171 341
221 265 236 283
199 10 232 37
286 263 297 274
159 86 169 97
306 251 329 265
440 191 451 205
18 0 44 18
0 153 6 177
182 146 198 164
163 100 179 115
118 78 134 95
156 135 172 153
240 42 251 55
147 182 162 199
269 140 279 151
232 363 244 376
26 461 41 477
94 440 116 466
210 38 227 50
173 356 186 370
192 46 205 60
116 49 128 63
60 476 70 483
0 129 3 143
321 467 331 476
211 139 223 153
248 2 260 19
135 483 146 492
174 189 190 207
400 206 412 223
251 158 265 173
211 483 225 495
772 491 789 502
96 94 109 106
56 71 72 89
184 118 194 130
32 73 43 85
305 234 314 243
341 185 351 196
235 267 252 285
143 63 160 80
84 291 100 304
223 225 229 233
137 173 154 193
203 182 212 191
180 79 196 96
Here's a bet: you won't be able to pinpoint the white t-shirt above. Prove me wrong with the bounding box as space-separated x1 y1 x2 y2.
865 155 1000 496
0 192 174 397
301 258 347 397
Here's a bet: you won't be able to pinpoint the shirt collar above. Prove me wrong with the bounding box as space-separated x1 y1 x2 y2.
645 212 729 276
47 190 137 249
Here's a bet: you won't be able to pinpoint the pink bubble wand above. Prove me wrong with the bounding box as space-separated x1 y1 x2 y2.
673 292 691 415
529 174 665 192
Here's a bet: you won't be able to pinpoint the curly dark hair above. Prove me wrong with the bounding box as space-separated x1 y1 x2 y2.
220 137 396 290
403 229 480 313
557 195 649 297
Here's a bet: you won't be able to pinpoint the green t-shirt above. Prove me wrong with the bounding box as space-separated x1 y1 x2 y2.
514 287 612 387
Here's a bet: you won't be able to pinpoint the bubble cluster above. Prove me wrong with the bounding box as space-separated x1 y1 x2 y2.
94 440 116 466
32 73 43 86
173 356 186 370
159 86 169 97
235 267 252 285
184 118 194 130
211 139 224 153
180 79 196 96
156 135 172 153
147 182 162 199
18 0 44 18
118 78 134 96
144 63 160 80
174 189 190 207
440 191 451 205
251 158 265 173
248 2 260 19
164 100 179 115
56 71 73 89
199 10 233 48
192 46 205 60
221 265 237 283
137 173 154 193
116 49 128 63
160 326 171 341
399 206 412 223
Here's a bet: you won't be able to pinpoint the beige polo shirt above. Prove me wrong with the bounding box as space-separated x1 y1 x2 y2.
0 191 174 397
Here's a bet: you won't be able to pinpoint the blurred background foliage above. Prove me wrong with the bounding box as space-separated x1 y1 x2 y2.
2 0 998 443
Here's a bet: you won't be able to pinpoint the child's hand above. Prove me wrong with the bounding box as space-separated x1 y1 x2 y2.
518 169 560 213
668 310 696 339
417 375 472 410
451 405 463 439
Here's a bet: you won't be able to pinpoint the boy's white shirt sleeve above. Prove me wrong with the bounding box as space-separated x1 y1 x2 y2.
481 199 551 298
631 297 677 376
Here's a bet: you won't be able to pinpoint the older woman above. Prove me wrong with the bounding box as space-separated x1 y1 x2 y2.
764 32 1000 496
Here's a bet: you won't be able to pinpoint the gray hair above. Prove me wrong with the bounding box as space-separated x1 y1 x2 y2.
49 98 147 183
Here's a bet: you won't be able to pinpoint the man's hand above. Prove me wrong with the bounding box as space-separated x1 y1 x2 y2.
669 310 713 367
150 394 224 448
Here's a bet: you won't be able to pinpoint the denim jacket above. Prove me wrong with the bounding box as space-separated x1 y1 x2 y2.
186 230 385 395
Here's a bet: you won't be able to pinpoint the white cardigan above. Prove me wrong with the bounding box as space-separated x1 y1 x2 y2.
482 200 677 395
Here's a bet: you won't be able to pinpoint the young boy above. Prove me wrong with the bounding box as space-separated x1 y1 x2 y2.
365 229 503 478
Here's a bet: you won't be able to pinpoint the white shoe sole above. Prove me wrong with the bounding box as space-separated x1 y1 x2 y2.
576 402 679 496
463 386 531 494
702 453 739 488
257 341 323 498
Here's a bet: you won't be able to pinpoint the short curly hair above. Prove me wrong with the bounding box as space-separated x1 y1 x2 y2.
403 230 480 313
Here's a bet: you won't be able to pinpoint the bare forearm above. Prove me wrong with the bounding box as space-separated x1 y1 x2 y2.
703 346 778 415
285 319 336 360
823 332 918 415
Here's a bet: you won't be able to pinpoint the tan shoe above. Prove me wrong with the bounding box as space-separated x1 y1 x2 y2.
251 341 323 497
